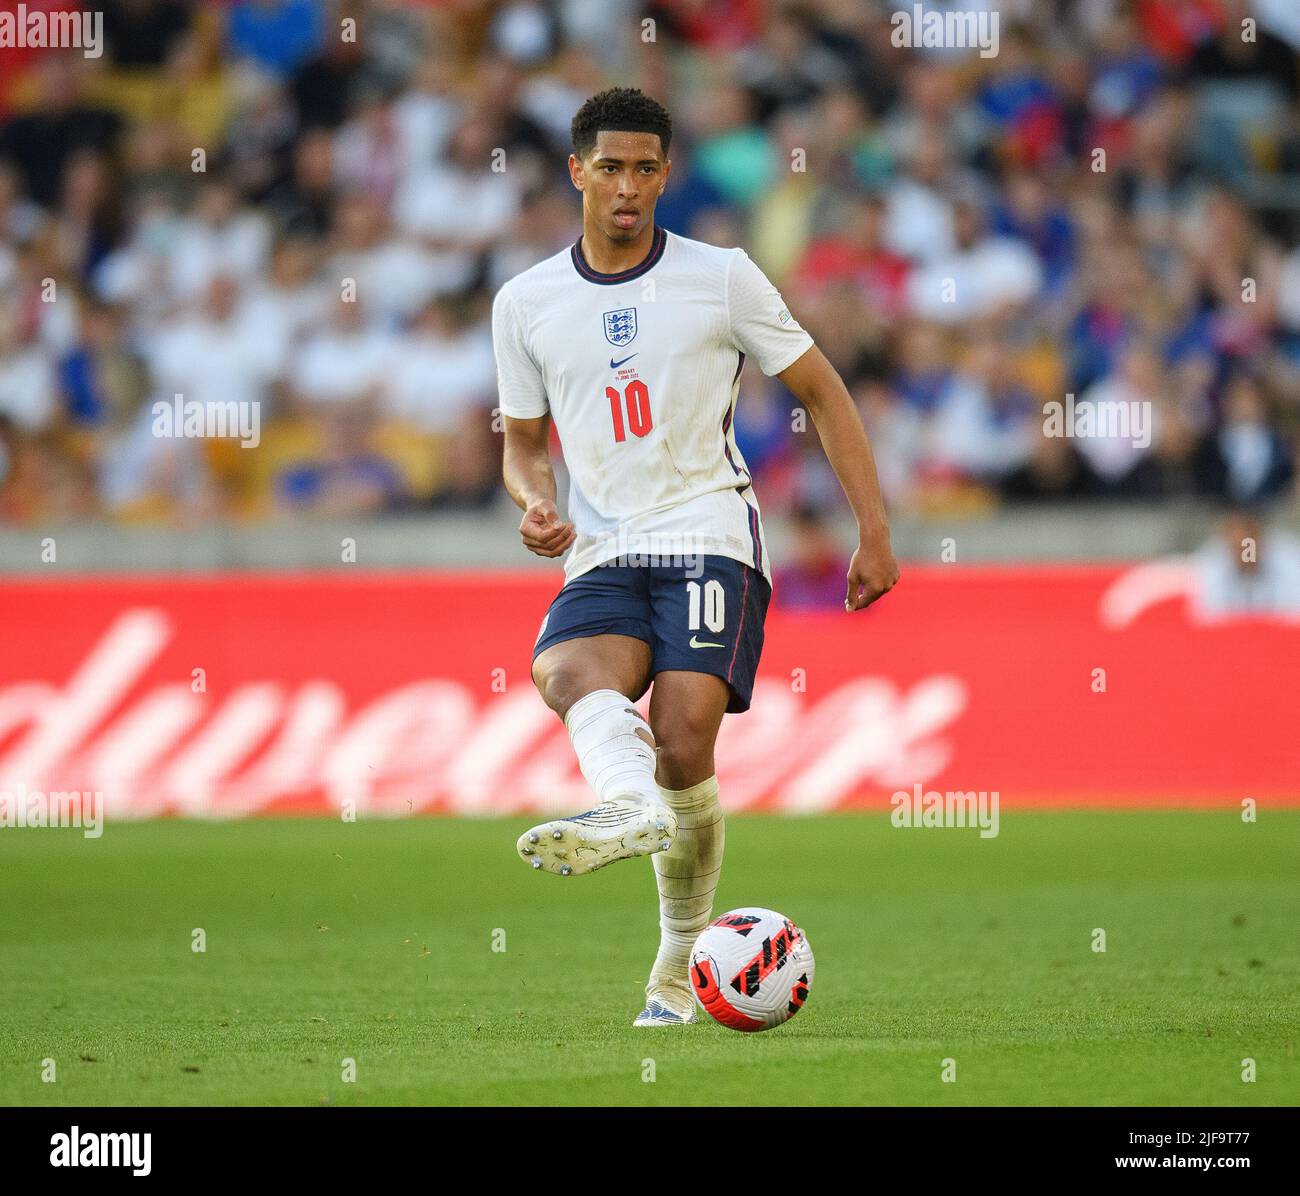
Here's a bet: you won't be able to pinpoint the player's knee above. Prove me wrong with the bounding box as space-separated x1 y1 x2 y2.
656 742 713 790
532 657 610 721
533 658 579 717
653 717 716 787
655 700 719 749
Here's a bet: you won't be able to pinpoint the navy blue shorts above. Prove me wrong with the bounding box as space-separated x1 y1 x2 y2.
532 556 772 713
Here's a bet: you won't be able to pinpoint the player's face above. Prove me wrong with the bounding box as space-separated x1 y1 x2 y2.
572 131 670 241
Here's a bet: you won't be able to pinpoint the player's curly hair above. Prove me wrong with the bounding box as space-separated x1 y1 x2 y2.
571 87 672 160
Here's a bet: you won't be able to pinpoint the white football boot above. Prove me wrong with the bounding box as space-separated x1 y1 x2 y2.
516 799 676 877
633 975 697 1027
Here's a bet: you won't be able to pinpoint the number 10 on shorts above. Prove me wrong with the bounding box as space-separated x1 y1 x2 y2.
687 579 726 632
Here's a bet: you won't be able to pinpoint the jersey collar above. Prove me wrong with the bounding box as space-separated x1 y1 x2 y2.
570 224 667 285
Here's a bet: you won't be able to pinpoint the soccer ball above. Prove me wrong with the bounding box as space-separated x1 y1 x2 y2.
689 907 814 1032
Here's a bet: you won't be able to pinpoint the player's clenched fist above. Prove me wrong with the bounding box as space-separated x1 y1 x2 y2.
845 536 899 612
519 499 576 558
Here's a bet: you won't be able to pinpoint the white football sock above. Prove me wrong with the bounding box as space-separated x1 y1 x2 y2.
564 689 664 809
648 775 724 989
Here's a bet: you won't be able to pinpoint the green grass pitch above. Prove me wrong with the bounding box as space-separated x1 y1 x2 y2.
1 811 1296 1106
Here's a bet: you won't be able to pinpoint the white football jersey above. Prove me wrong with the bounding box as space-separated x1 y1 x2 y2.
492 225 813 582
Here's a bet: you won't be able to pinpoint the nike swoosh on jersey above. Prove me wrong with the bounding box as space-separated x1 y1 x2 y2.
689 635 725 649
610 353 639 368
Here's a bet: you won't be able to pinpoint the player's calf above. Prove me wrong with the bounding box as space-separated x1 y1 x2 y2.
636 774 724 1019
634 674 731 1020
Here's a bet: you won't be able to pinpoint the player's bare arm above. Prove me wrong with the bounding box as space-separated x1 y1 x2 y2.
777 345 901 612
502 413 576 558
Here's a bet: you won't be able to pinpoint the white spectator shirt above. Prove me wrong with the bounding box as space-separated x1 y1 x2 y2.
242 280 332 366
169 213 271 301
906 236 1043 323
396 165 521 245
293 326 398 404
388 325 496 432
329 241 474 322
492 226 814 582
884 178 954 265
0 346 56 431
393 91 462 177
145 309 283 411
1073 376 1159 482
1194 531 1300 621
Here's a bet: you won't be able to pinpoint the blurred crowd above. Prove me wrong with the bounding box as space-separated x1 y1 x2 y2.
0 0 1298 529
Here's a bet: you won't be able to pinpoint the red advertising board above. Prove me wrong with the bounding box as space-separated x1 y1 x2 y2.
1 566 1296 817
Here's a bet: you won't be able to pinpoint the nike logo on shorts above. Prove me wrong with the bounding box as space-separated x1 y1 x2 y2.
689 635 725 649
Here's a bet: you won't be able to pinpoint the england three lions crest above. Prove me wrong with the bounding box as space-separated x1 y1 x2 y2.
603 308 637 347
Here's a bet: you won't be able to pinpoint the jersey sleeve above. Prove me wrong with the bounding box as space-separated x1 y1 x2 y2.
725 249 814 377
491 285 549 418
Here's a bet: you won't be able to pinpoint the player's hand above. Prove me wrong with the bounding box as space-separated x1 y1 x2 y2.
845 533 899 612
519 499 576 558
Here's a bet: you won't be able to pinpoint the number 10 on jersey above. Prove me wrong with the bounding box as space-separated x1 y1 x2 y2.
607 381 653 442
